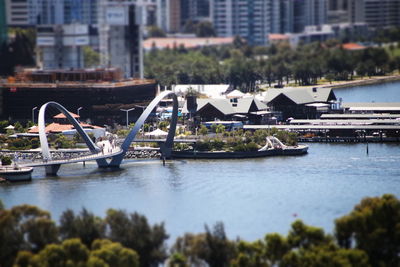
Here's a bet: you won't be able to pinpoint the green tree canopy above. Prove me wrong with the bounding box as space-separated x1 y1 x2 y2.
335 194 400 266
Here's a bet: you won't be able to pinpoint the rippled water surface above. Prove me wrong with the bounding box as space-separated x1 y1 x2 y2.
334 81 400 102
1 143 400 242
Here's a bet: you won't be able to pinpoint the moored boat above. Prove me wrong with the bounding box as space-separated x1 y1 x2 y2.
0 166 34 182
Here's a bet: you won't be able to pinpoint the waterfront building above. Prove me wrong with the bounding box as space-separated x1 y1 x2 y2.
264 87 337 120
0 69 157 124
182 97 269 123
28 112 106 139
5 0 29 27
342 102 400 114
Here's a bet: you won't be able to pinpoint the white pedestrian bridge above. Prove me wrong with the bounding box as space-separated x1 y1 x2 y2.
21 91 178 175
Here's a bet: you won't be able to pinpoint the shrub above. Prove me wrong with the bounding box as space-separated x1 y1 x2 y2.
1 155 12 165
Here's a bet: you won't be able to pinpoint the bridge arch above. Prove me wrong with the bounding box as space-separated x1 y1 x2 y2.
38 101 108 167
109 90 178 166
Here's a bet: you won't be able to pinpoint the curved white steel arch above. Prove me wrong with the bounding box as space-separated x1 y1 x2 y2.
37 91 178 169
38 102 107 166
109 90 178 166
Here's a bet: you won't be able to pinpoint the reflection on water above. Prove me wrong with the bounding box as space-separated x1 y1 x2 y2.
1 143 400 243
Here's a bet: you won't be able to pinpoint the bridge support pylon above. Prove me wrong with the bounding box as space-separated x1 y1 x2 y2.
45 164 61 176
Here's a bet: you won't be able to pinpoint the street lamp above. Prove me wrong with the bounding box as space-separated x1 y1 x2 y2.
120 108 135 128
77 107 83 118
32 107 37 124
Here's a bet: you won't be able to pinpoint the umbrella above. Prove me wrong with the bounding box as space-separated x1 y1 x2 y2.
5 125 14 130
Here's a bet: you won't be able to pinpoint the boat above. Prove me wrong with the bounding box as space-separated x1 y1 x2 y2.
0 165 34 182
171 136 308 159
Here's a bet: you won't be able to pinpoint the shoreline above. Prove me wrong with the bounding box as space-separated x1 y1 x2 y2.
319 74 400 90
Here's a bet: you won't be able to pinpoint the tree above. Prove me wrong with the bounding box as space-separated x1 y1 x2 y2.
171 223 236 267
168 252 188 267
199 125 208 136
59 208 106 247
147 25 166 38
335 194 400 266
105 209 169 267
195 21 216 37
203 222 235 267
90 239 139 267
0 204 58 266
183 19 196 34
83 46 100 68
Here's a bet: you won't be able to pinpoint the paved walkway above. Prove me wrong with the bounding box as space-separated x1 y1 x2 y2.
21 140 122 167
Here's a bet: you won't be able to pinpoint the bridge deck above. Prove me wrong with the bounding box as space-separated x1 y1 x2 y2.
21 147 123 167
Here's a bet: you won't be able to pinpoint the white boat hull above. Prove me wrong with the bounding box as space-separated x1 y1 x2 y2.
0 167 34 182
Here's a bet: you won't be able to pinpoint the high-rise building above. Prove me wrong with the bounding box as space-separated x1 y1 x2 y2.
5 0 30 26
0 0 7 45
211 0 280 45
327 0 348 24
36 24 89 69
348 0 400 28
156 0 181 32
284 0 327 33
181 0 210 27
99 0 142 78
29 0 98 25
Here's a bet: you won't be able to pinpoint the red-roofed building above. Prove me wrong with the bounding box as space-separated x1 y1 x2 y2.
53 112 80 119
342 43 366 51
28 112 105 138
268 34 289 41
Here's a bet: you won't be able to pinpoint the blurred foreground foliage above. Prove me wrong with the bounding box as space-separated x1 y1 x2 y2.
1 194 399 267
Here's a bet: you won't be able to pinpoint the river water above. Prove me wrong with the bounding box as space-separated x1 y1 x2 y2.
334 80 400 102
1 82 400 243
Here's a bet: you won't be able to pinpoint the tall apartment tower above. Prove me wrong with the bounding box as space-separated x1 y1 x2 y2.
348 0 400 28
99 0 142 78
5 0 29 26
327 0 348 24
281 0 327 33
211 0 280 45
156 0 180 32
181 0 210 27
